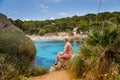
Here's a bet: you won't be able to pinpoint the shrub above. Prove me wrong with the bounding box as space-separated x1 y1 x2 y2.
68 25 120 80
30 65 48 76
67 55 84 79
0 13 36 79
114 76 120 80
0 53 20 80
19 75 29 80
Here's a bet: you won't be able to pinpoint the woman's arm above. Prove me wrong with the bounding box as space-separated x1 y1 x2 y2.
63 43 68 53
71 46 74 55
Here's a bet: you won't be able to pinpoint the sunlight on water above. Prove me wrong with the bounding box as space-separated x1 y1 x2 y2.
33 40 81 68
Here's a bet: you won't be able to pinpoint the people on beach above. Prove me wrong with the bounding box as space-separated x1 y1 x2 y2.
54 36 74 69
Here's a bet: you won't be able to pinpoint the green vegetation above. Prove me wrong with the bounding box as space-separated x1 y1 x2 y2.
19 75 29 80
9 12 120 35
38 29 46 36
30 65 48 76
114 76 120 80
0 13 48 79
67 55 84 79
1 11 120 79
68 21 120 80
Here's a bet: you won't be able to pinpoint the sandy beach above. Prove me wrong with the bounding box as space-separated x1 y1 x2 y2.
26 35 68 40
26 34 88 41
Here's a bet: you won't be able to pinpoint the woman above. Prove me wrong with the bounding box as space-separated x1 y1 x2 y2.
54 36 73 68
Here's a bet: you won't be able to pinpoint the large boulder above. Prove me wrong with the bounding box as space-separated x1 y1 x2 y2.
0 13 36 77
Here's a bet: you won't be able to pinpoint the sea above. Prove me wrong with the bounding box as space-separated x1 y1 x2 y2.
33 39 81 68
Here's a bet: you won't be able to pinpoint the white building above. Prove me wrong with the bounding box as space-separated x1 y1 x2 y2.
73 28 77 35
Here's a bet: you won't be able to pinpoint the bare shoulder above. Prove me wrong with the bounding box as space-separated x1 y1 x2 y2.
66 42 71 46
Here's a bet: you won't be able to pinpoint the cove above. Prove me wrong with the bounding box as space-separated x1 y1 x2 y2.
33 40 81 68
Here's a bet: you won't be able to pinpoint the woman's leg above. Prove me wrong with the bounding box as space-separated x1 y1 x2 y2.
55 52 63 64
60 54 71 68
59 57 64 68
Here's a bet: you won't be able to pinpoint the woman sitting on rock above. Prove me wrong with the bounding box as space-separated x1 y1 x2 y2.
54 36 74 69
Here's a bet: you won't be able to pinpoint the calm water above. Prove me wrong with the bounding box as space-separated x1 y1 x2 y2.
33 40 81 68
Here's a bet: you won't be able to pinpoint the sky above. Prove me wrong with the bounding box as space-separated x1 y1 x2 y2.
0 0 120 21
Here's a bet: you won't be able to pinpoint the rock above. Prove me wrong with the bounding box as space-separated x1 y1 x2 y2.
0 13 36 76
49 66 56 72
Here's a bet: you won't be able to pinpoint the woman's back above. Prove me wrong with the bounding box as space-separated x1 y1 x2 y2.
64 42 72 54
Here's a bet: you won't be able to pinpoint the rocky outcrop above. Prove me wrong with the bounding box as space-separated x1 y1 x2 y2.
0 13 36 79
0 13 11 28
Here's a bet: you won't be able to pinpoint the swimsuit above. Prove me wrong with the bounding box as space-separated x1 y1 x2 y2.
61 43 72 59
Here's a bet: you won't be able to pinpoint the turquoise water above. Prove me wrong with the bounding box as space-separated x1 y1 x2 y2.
33 40 81 68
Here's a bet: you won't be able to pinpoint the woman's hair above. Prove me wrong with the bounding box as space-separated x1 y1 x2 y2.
64 36 70 42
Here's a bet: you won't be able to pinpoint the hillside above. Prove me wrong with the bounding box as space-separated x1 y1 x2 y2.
10 12 120 35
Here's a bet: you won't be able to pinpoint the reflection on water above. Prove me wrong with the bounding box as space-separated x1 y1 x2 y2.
33 40 81 68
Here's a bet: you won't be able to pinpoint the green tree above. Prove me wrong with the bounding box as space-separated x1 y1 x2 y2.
8 12 120 35
90 20 101 30
38 29 46 36
84 14 97 23
22 21 37 34
65 29 72 34
43 25 56 33
14 19 23 30
77 20 89 31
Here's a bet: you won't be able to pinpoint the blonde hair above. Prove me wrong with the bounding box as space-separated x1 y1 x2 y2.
64 36 70 42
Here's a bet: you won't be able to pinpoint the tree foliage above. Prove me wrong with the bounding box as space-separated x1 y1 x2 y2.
9 12 120 35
